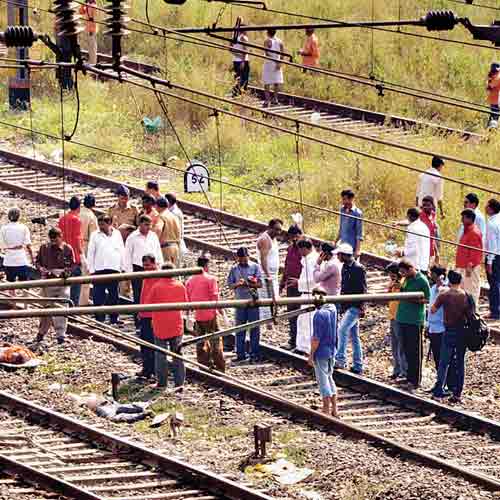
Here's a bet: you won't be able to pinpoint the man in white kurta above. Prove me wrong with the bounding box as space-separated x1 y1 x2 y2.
295 239 319 354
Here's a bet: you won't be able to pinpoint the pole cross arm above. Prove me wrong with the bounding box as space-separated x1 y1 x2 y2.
0 292 424 320
461 18 500 46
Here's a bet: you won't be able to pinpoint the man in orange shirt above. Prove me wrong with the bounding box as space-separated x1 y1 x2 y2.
456 209 483 305
79 0 98 65
58 196 83 306
149 262 187 388
138 254 161 380
186 253 225 372
487 62 500 127
299 28 320 68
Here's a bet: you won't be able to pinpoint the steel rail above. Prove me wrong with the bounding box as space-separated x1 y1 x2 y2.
0 391 273 500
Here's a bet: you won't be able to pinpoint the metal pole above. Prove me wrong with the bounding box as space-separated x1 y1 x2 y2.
0 292 424 319
181 306 316 347
0 267 202 291
7 0 30 109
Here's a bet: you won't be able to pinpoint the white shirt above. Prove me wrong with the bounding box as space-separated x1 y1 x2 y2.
0 222 31 266
298 250 319 293
124 229 163 272
87 228 125 274
232 34 249 62
486 213 500 265
417 167 444 206
404 219 431 271
170 204 187 255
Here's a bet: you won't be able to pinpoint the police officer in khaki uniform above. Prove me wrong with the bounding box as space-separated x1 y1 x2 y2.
156 197 181 264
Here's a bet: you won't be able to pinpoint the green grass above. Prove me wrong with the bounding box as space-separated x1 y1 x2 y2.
0 0 498 264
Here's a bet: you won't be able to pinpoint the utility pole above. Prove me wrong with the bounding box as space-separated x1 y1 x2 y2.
7 0 30 110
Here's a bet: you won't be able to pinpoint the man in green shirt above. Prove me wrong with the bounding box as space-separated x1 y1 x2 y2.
396 258 431 389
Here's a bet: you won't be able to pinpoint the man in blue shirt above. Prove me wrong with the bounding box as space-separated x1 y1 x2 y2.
486 199 500 319
335 189 363 259
227 247 263 362
309 286 338 417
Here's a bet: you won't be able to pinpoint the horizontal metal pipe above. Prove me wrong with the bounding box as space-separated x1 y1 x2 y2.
0 268 202 291
0 292 424 319
181 305 316 347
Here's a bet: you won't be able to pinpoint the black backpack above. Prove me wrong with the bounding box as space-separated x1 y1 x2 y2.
463 293 490 352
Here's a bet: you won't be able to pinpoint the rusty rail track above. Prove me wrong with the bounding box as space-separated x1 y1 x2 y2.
0 390 272 500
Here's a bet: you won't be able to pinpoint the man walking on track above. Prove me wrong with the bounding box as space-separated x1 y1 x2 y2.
156 196 181 264
256 218 282 328
335 189 363 260
186 253 226 372
232 25 250 96
309 286 338 417
263 29 284 107
396 258 430 390
416 156 445 219
79 0 98 65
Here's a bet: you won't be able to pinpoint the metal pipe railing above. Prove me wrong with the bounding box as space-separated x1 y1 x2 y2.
0 268 202 291
0 292 424 319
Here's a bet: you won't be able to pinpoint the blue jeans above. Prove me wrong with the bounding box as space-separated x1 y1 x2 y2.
314 356 337 397
154 335 186 387
390 319 407 377
93 270 120 323
488 257 500 319
434 327 466 398
235 307 260 360
70 265 82 307
335 307 363 371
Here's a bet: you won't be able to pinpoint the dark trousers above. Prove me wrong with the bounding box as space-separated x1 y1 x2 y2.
488 257 500 319
428 331 457 391
140 317 155 378
233 61 250 91
93 269 120 323
287 286 301 348
131 264 144 328
399 323 423 387
70 265 82 307
491 104 500 122
155 335 186 387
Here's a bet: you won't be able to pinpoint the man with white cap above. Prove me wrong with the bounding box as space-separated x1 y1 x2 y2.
334 243 367 374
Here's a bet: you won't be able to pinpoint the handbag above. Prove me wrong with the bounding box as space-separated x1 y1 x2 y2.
463 293 489 352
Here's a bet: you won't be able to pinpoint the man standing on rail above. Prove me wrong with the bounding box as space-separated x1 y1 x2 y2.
227 247 263 362
486 198 500 319
87 215 125 325
58 196 84 307
262 29 284 107
396 258 430 390
487 62 500 128
279 224 303 350
125 215 164 330
137 194 163 239
430 270 469 403
313 242 341 296
108 185 139 230
334 189 363 260
149 262 187 390
231 26 250 97
166 193 187 265
416 156 445 219
458 193 486 242
334 243 367 374
138 254 161 380
79 193 98 306
256 219 282 328
398 208 430 274
145 180 161 201
79 0 98 65
295 239 319 355
419 196 440 266
309 286 338 417
156 196 181 264
35 227 75 344
299 28 320 68
456 209 483 305
186 253 226 372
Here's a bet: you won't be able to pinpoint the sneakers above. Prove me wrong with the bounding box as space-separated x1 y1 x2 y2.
449 395 462 404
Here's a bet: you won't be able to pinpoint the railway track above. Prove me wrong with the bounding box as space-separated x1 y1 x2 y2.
1 149 500 490
0 391 271 500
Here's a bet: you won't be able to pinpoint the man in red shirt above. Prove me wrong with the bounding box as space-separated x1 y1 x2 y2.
186 253 225 372
419 196 439 265
138 254 161 379
58 196 83 306
456 208 483 305
149 262 188 388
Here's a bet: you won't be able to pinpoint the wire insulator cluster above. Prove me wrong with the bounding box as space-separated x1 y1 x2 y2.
422 10 460 31
53 0 83 38
2 26 37 47
105 0 130 62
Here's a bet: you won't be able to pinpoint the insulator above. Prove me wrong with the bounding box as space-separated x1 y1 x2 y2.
3 26 37 47
53 0 83 38
422 10 460 31
105 0 130 38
